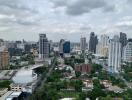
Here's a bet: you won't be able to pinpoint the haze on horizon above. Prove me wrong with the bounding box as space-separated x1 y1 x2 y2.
0 0 132 42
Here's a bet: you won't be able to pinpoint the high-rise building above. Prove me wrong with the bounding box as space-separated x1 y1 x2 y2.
80 37 86 52
120 32 127 47
100 34 109 47
89 32 98 53
0 39 4 47
49 40 53 52
96 34 109 57
39 34 49 59
24 44 32 53
63 41 70 53
96 42 101 55
16 41 24 50
59 39 65 54
123 39 132 62
108 35 121 73
120 32 127 57
0 47 10 69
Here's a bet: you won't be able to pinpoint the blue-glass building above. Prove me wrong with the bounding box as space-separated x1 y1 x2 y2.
63 41 70 53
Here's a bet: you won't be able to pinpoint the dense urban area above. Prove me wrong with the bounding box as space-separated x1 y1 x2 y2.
0 32 131 100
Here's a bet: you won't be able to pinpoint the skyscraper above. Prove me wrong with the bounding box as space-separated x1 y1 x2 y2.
96 34 109 57
120 32 127 47
120 32 127 57
63 41 70 53
39 34 49 59
59 39 65 54
108 35 121 73
0 47 10 70
123 39 132 62
80 37 86 52
89 32 98 53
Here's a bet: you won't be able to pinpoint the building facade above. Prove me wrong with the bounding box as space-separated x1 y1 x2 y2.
120 32 127 58
63 41 70 53
80 37 86 52
89 32 98 53
0 47 10 69
108 35 121 73
39 34 49 59
96 34 109 57
123 39 132 62
75 64 91 74
59 39 65 54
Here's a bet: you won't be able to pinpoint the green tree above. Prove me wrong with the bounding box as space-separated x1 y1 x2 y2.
75 71 81 78
69 80 83 92
0 80 11 88
92 64 103 72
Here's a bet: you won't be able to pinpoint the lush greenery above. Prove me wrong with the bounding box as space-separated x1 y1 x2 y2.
0 80 11 88
30 54 131 100
20 53 35 65
121 64 132 82
10 53 35 69
34 67 49 77
64 55 85 68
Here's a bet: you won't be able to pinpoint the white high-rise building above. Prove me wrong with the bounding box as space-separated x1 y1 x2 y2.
123 39 132 62
59 39 65 54
108 35 121 73
80 37 86 52
39 34 49 60
96 42 101 54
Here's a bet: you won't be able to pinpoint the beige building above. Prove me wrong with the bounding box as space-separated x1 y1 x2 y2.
100 80 112 88
96 34 109 57
0 88 8 96
0 48 10 70
83 80 93 88
10 84 23 92
100 47 109 57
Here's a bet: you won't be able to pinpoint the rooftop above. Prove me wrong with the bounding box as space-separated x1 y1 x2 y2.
4 91 22 100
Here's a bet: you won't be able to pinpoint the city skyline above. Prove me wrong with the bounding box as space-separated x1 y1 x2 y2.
0 0 132 41
0 1 132 100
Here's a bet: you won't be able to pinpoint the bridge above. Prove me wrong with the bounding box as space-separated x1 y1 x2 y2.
22 64 44 70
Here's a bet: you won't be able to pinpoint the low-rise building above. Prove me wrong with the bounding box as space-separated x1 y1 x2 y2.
0 91 22 100
82 79 93 92
107 86 124 93
10 84 23 92
100 80 112 88
0 88 8 97
75 64 91 74
83 80 93 88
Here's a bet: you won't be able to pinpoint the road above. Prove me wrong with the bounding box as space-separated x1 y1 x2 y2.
36 57 56 91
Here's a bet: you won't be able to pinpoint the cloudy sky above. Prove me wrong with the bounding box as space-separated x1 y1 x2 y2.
0 0 132 42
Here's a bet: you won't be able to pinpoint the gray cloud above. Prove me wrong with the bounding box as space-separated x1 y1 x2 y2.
103 5 115 12
0 0 39 28
0 0 37 15
51 0 68 7
0 0 132 41
127 0 132 3
51 0 116 16
80 26 92 31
